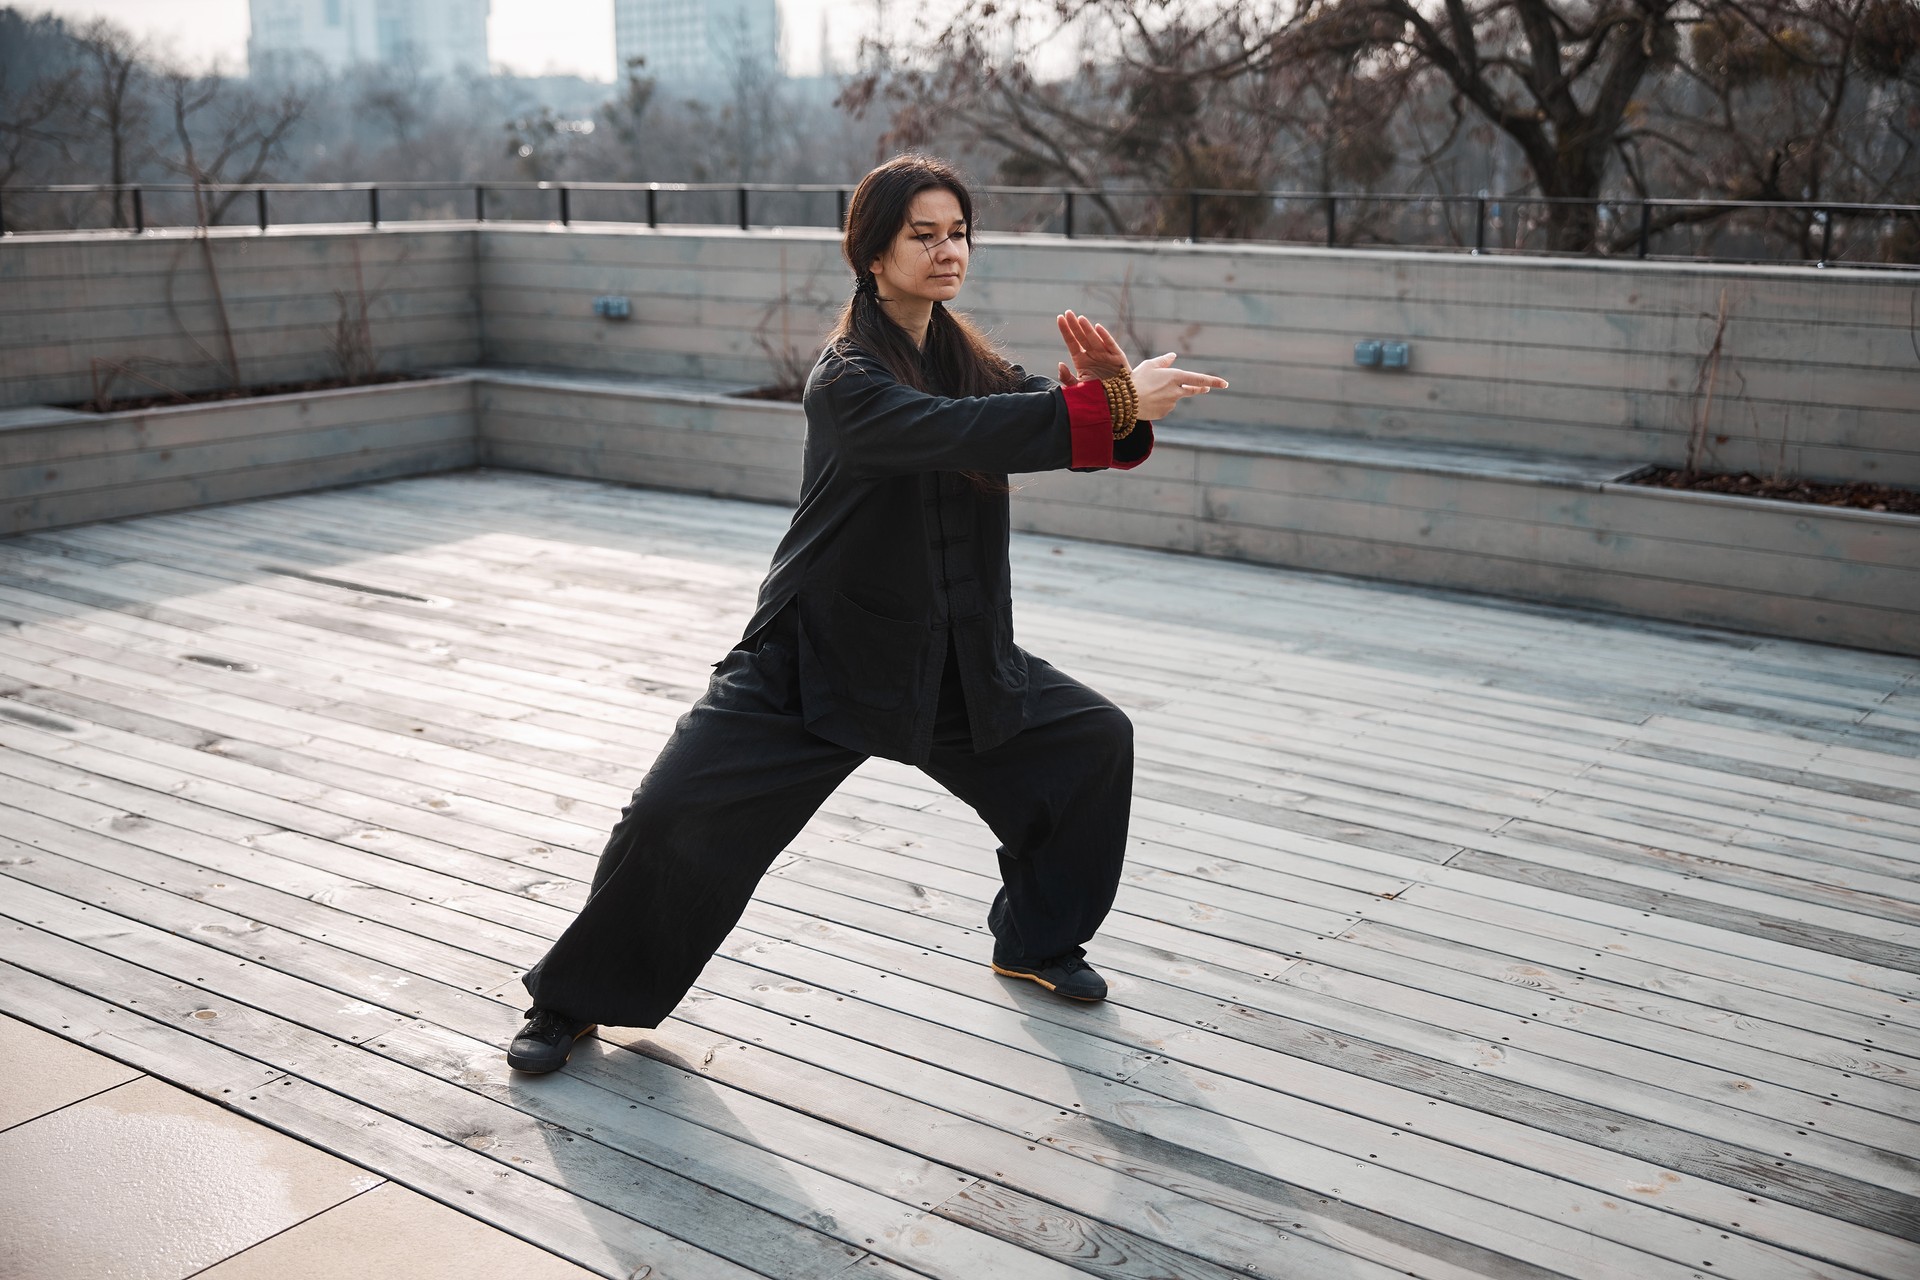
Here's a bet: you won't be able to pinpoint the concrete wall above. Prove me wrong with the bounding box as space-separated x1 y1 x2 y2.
0 227 480 410
477 225 1918 487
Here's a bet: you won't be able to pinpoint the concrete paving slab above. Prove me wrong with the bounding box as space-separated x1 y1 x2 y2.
196 1180 601 1279
0 1075 381 1280
0 1014 141 1131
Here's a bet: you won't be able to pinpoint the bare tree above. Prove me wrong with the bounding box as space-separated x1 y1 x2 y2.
0 64 76 189
598 56 659 178
155 68 307 389
856 1 1915 255
73 18 149 227
1630 0 1920 258
843 3 1316 236
159 68 307 223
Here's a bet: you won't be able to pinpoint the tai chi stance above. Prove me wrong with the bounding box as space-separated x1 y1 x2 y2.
509 154 1228 1073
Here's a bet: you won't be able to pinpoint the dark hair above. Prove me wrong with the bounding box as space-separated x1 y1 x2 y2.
826 153 1021 402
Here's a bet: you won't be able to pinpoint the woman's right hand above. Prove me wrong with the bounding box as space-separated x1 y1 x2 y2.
1132 353 1228 419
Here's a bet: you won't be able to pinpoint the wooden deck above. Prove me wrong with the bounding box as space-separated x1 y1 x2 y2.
0 468 1916 1280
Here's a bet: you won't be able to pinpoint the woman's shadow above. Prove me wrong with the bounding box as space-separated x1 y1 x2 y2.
497 996 866 1280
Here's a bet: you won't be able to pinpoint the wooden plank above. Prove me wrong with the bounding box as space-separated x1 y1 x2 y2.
0 923 791 1280
1449 844 1920 971
746 854 1920 1188
0 226 474 285
7 617 1904 1274
486 277 1920 422
0 316 480 399
45 479 1904 852
702 898 1907 1277
0 840 1482 1280
0 438 476 537
0 752 1443 1280
474 226 1917 327
0 790 1443 1280
1189 482 1920 606
0 286 478 354
644 988 1557 1280
0 378 476 467
18 479 1904 959
1316 915 1920 1083
2 410 475 502
2 880 1138 1280
1184 447 1920 570
0 579 1351 982
5 470 1920 1279
0 957 286 1098
1183 518 1920 657
0 641 1326 1004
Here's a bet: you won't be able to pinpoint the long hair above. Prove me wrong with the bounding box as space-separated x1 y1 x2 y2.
826 154 1021 403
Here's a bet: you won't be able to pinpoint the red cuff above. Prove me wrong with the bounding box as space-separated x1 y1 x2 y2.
1060 379 1112 469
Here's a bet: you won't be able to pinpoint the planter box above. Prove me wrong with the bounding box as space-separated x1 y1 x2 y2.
1014 423 1920 656
8 363 1912 657
472 370 1920 656
473 367 804 505
0 376 476 536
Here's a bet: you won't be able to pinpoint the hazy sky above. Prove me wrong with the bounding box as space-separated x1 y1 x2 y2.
19 0 872 80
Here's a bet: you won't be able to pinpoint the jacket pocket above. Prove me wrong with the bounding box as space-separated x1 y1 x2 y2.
801 591 925 711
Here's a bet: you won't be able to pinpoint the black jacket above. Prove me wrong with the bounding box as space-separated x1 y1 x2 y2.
735 343 1154 765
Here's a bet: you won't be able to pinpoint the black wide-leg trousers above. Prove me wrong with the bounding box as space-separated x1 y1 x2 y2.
519 615 1135 1029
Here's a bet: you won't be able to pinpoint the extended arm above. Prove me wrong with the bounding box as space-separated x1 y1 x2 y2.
812 352 1127 476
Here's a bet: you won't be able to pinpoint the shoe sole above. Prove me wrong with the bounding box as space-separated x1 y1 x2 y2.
506 1023 598 1073
991 962 1105 1001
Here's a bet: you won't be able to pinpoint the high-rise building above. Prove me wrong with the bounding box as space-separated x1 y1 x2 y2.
613 0 780 89
249 0 491 79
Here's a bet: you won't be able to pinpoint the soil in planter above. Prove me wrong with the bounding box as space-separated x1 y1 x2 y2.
1631 467 1920 515
62 371 429 414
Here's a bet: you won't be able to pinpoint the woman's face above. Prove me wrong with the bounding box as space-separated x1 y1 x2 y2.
869 187 969 305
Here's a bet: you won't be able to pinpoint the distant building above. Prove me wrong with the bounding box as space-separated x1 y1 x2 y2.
613 0 780 89
249 0 491 79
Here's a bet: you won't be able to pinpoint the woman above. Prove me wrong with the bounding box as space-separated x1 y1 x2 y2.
509 154 1228 1074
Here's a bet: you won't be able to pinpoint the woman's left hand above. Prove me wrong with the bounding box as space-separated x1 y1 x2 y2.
1055 310 1130 382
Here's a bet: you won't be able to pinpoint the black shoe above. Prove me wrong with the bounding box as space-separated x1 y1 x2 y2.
991 952 1108 1001
507 1006 597 1073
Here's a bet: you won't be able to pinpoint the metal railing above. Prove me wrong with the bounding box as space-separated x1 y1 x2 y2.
3 179 1915 268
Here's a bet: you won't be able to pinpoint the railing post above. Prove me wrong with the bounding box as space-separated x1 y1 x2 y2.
1063 190 1075 239
738 186 749 231
369 186 380 228
256 187 269 232
646 185 658 228
1473 197 1486 253
558 185 570 226
132 186 144 234
475 185 486 222
1188 190 1201 243
1637 201 1651 258
836 188 846 231
1325 194 1337 247
1817 208 1834 265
